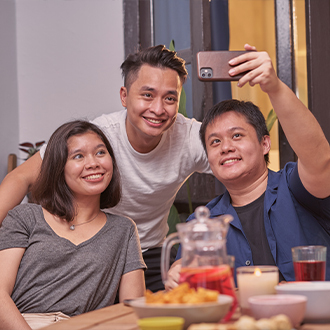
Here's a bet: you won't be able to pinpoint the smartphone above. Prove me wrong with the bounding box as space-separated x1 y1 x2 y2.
196 50 252 81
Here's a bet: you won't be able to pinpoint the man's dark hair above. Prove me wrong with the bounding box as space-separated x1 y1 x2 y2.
199 99 270 164
120 45 188 91
31 120 121 222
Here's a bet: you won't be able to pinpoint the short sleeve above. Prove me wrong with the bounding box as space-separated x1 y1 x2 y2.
0 206 31 251
289 164 330 219
123 223 146 274
39 144 47 160
188 118 212 174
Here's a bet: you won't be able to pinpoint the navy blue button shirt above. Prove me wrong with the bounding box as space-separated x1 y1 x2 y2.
177 162 330 282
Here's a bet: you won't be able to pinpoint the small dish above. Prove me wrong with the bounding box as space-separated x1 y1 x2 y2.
127 294 233 329
275 281 330 323
248 294 307 328
138 317 184 330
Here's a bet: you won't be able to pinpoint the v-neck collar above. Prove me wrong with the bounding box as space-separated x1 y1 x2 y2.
38 206 109 248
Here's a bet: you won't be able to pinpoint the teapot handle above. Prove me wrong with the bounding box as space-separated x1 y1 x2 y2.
161 232 181 286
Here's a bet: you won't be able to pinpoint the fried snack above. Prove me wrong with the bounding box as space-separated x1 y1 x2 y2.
234 316 258 330
187 314 292 330
255 318 277 330
145 282 218 304
188 324 236 330
270 314 292 330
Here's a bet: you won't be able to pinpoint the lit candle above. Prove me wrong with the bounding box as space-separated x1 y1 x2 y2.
237 266 279 315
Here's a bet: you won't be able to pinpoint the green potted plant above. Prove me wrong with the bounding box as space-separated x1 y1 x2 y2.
19 141 45 160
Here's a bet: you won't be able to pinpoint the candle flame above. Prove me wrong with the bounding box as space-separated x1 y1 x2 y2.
254 268 262 277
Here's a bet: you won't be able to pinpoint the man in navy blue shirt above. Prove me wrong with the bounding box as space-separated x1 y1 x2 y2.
166 45 330 288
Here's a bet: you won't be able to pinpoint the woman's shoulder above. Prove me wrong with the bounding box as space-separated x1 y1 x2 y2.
8 203 43 217
3 203 43 232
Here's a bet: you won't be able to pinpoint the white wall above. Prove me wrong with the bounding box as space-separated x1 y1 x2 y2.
0 0 19 181
0 0 124 181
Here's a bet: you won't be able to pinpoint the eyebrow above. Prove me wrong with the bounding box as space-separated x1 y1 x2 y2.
140 86 178 97
68 143 106 156
206 126 246 141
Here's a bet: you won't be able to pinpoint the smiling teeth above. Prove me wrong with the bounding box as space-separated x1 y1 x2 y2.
148 118 163 124
223 159 240 165
85 174 102 180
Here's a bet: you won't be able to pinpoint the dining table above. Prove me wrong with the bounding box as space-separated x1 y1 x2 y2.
38 303 330 330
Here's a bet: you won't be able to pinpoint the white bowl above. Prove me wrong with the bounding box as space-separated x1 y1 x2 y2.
276 281 330 323
127 295 233 329
248 294 307 327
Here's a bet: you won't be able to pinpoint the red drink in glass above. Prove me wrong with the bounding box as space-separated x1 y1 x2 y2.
293 260 326 281
230 267 235 278
179 265 238 321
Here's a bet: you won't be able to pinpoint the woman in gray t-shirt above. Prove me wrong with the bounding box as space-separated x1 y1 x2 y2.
0 121 146 330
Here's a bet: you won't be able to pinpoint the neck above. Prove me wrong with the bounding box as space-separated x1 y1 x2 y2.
72 207 100 224
72 195 101 224
125 117 163 153
227 168 269 207
128 134 162 153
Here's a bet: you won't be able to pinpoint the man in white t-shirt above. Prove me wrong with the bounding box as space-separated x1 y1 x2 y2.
0 45 211 292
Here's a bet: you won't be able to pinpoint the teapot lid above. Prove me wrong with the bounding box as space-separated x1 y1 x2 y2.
177 206 232 237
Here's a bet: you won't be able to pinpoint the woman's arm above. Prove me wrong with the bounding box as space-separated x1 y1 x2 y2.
118 269 145 302
0 248 31 330
0 152 42 224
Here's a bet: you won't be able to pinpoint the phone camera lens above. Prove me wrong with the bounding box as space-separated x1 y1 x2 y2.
208 73 211 77
202 73 205 77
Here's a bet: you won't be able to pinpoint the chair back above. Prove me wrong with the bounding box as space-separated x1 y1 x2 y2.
7 153 17 173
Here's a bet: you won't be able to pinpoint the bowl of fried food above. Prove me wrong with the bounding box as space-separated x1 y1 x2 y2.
127 283 233 329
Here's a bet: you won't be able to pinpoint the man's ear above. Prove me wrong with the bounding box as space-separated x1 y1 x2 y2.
262 135 271 155
120 87 127 108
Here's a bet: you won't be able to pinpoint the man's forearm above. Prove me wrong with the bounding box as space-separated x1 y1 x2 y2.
0 172 30 223
0 152 42 224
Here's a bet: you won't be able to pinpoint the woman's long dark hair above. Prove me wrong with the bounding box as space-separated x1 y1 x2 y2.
31 120 121 221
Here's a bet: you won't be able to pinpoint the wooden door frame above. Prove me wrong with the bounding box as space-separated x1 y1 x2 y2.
305 0 330 143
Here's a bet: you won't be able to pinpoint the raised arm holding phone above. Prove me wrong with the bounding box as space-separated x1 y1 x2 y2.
166 44 330 290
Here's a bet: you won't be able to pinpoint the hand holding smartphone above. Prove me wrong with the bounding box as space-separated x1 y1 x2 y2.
196 50 253 81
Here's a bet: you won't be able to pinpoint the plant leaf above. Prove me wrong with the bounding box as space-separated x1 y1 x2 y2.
168 39 191 218
19 142 34 148
19 148 31 154
168 40 188 118
35 141 46 147
179 87 188 117
266 109 277 132
169 40 175 52
167 205 181 236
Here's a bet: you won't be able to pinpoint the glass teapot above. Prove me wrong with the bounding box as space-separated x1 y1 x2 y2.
161 206 237 320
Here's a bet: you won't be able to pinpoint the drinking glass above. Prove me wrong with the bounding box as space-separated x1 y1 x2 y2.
291 245 326 281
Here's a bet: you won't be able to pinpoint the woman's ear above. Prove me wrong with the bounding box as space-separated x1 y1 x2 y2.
120 87 127 108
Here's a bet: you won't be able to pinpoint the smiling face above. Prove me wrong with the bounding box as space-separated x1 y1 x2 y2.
204 111 271 188
120 64 182 153
64 132 113 200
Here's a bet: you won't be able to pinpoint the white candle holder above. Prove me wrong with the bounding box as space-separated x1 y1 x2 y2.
237 265 279 315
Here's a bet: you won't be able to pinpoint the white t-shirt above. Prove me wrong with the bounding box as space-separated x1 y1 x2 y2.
41 110 211 249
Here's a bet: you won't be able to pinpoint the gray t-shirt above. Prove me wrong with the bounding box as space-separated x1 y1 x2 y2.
0 204 146 316
40 110 212 250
